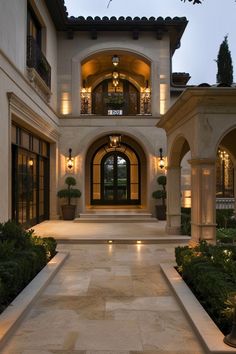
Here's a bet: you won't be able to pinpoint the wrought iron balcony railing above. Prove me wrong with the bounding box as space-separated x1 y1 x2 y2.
81 92 151 116
27 35 51 88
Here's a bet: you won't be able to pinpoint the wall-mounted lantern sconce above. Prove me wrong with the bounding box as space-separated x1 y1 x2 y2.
158 148 165 169
109 135 121 148
67 148 74 170
112 55 119 66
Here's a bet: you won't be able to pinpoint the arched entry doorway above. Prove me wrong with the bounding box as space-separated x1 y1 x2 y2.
85 134 147 208
91 143 140 205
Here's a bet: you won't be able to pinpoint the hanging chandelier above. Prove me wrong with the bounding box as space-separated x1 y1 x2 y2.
112 54 119 66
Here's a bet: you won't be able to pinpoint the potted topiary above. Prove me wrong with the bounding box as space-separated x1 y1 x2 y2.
57 176 81 220
152 175 167 220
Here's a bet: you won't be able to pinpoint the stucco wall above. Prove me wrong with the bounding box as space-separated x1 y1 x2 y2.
58 118 167 215
0 49 60 221
57 31 171 116
0 0 58 110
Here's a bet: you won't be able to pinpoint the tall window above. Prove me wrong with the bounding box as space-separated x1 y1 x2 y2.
26 4 51 89
27 5 41 48
12 124 50 228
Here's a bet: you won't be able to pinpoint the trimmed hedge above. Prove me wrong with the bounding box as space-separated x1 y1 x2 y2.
0 221 57 313
175 241 236 334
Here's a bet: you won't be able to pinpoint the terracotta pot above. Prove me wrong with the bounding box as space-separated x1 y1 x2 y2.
61 205 76 220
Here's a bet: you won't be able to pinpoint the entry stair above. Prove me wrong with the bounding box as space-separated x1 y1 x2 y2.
74 209 158 223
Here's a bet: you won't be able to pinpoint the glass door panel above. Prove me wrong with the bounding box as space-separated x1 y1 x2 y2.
102 153 129 202
117 156 127 200
12 146 49 228
103 155 114 200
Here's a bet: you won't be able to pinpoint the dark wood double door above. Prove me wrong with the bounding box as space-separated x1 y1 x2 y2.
92 79 140 116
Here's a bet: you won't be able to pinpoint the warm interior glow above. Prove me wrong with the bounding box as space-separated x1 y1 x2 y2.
28 158 34 167
182 190 191 208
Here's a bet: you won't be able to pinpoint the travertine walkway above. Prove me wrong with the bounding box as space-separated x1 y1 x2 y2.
30 220 188 242
2 242 206 353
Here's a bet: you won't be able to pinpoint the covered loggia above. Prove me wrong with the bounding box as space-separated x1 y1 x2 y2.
158 87 236 244
80 50 151 116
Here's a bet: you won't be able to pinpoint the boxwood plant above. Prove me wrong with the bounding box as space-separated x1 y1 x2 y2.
0 220 57 313
175 241 236 334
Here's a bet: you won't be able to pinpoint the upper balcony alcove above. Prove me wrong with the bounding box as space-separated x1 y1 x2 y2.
80 51 151 117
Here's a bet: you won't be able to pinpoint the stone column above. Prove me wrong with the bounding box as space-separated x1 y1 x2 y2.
151 61 160 117
71 59 81 117
166 166 181 235
189 158 216 245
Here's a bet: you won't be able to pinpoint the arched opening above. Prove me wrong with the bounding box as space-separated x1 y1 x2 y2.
85 134 147 207
81 50 151 116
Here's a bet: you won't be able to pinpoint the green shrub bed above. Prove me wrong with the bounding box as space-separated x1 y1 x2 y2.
217 228 236 244
175 241 236 335
0 221 57 313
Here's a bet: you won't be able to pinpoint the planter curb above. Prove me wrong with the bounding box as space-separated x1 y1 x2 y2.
0 252 69 350
160 263 236 353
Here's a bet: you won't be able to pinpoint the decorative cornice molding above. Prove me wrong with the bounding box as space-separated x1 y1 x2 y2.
158 87 236 133
7 92 60 142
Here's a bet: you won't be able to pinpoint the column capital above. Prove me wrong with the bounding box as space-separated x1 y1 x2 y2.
188 158 216 166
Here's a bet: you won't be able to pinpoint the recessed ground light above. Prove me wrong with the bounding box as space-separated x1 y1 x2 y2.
137 240 142 244
108 240 113 243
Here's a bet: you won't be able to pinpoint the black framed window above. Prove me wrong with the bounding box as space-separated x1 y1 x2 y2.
27 4 42 48
12 124 50 228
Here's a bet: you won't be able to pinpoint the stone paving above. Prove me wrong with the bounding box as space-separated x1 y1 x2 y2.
1 242 206 354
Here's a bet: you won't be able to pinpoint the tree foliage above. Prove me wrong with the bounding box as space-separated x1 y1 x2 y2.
216 35 233 86
181 0 203 3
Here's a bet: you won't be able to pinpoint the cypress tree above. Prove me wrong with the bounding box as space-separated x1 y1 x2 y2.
216 35 233 85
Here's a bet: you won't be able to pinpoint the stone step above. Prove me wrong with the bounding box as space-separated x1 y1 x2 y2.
79 212 153 218
74 217 158 223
